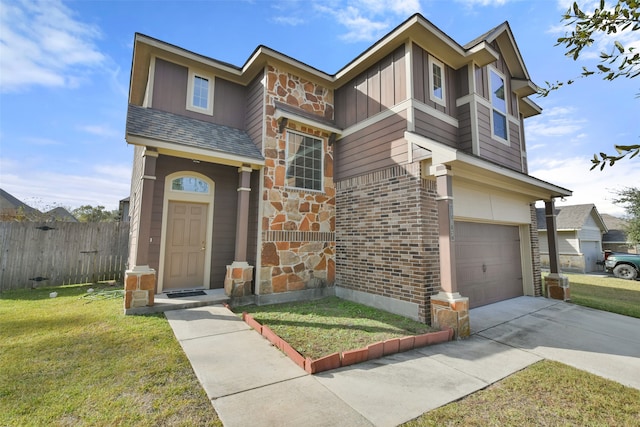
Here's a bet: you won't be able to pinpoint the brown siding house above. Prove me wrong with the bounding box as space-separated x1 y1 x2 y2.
124 13 571 336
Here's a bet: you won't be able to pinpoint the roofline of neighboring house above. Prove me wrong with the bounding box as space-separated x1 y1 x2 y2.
129 13 538 105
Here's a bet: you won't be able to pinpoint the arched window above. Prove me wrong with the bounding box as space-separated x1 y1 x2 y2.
170 176 209 194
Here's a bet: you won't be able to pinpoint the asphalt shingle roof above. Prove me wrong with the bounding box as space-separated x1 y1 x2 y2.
536 204 601 231
601 213 629 243
126 105 263 161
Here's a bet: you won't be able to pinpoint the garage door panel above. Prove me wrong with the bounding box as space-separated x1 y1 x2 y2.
455 222 523 308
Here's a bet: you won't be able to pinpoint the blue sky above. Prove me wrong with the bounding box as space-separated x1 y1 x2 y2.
0 0 638 217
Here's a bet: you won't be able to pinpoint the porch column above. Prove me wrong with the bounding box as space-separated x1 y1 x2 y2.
544 199 570 300
224 166 254 298
124 148 158 312
430 164 470 338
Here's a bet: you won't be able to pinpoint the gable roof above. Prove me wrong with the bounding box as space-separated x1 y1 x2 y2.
45 207 78 222
0 188 38 214
126 105 264 166
129 13 537 106
536 204 607 232
601 214 629 243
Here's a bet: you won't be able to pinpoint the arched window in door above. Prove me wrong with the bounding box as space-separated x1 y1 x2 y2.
170 176 210 194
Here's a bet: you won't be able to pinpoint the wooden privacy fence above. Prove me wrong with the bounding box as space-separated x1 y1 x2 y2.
0 222 130 291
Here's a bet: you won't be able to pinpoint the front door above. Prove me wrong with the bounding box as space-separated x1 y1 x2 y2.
163 201 208 290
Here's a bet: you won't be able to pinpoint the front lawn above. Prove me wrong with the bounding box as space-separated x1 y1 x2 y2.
0 284 221 427
403 360 640 426
238 296 435 359
548 272 640 318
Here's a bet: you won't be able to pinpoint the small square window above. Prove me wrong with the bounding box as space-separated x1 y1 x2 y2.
186 70 214 115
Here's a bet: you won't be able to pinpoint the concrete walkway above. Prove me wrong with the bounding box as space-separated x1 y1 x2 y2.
166 297 640 427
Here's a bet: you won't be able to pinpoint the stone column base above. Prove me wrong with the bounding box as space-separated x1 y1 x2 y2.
124 266 156 310
430 292 470 339
224 262 254 297
545 273 570 301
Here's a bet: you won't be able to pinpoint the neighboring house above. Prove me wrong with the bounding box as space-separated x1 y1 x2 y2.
44 207 78 223
1 188 77 222
602 214 638 254
536 204 607 273
124 14 571 335
0 188 40 220
119 197 130 223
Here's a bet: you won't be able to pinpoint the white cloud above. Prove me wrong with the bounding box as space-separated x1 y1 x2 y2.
78 124 121 139
456 0 510 6
272 16 305 26
529 155 639 217
526 106 586 141
0 0 105 92
0 157 130 210
314 0 421 42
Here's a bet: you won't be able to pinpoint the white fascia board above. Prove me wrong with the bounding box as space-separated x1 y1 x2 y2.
127 135 264 169
404 131 572 199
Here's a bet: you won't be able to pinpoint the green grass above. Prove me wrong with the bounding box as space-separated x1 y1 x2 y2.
403 360 640 426
238 296 435 359
548 272 640 318
0 284 221 427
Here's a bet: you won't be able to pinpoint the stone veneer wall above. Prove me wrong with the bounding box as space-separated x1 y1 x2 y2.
335 163 440 323
529 203 542 296
259 65 336 294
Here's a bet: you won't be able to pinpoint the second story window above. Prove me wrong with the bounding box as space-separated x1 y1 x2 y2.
429 56 446 106
286 130 323 192
490 69 508 141
186 70 214 115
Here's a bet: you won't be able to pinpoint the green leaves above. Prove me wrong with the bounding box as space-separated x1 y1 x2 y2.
590 144 640 170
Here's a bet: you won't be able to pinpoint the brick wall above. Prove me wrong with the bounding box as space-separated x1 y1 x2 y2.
335 163 440 323
529 203 542 296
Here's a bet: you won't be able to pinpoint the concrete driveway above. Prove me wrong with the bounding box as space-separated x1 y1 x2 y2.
167 296 640 427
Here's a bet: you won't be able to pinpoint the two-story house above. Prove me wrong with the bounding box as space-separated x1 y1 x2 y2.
124 14 571 337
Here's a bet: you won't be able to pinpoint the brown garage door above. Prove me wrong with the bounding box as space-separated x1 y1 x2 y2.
455 222 523 308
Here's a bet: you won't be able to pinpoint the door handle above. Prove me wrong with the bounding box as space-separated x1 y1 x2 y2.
201 240 206 251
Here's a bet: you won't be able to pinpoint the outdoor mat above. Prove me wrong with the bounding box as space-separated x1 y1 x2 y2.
165 291 207 298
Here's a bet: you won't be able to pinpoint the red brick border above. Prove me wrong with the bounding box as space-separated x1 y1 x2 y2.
241 313 453 374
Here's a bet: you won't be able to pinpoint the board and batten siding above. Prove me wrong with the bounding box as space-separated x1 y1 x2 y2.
245 73 265 151
152 58 246 129
457 103 473 152
334 110 408 181
335 45 406 129
152 156 240 289
411 44 457 116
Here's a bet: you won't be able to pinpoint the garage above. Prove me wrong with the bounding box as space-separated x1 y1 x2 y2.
455 221 523 308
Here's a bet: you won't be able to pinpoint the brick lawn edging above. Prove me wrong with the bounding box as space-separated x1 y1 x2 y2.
241 312 454 374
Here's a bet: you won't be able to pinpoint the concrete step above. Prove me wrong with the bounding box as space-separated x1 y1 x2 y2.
125 289 229 315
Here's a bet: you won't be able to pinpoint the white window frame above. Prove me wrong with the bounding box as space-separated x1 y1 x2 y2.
186 69 214 116
489 67 509 144
285 130 324 192
428 55 446 106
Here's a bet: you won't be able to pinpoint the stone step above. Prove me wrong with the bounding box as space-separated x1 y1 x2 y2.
124 289 229 315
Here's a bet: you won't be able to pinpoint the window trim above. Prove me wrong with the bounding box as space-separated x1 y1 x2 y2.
489 67 509 144
186 69 214 115
285 130 324 192
428 55 446 106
